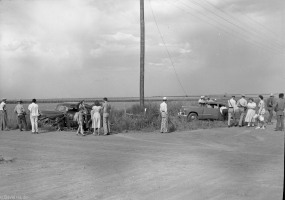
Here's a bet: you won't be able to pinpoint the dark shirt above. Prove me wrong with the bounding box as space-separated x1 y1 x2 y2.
266 97 274 108
274 98 285 115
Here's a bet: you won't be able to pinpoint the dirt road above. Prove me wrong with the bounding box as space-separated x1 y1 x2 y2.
0 124 283 200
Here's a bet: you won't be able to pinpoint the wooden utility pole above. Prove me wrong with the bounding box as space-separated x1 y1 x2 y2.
140 0 145 107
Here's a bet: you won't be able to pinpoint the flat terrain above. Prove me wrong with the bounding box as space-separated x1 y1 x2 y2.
0 124 283 200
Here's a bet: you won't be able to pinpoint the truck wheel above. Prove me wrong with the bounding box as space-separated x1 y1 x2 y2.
188 113 198 121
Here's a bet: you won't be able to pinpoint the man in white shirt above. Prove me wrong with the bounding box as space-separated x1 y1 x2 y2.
198 96 206 107
28 99 40 134
237 95 248 127
160 97 168 133
228 96 237 127
0 98 9 131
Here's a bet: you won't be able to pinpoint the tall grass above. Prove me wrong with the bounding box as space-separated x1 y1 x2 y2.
109 101 227 133
5 103 58 130
5 101 228 132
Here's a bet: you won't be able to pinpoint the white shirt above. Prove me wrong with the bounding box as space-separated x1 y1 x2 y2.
220 106 227 114
0 102 6 111
228 98 238 111
237 98 247 107
160 102 167 113
28 103 39 117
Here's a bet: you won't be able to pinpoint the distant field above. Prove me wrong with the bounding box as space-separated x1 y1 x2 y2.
5 100 198 130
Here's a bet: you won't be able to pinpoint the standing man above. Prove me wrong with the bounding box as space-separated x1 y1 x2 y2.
274 93 285 131
237 95 247 127
160 97 168 133
0 98 9 131
28 99 40 134
78 100 88 129
266 93 275 125
198 96 206 107
14 100 28 131
102 97 111 135
228 95 237 127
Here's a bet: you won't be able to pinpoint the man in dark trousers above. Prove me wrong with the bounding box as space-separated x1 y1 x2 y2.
266 93 275 124
274 93 285 131
14 100 28 131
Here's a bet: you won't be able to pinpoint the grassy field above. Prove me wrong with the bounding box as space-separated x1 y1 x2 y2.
4 100 228 132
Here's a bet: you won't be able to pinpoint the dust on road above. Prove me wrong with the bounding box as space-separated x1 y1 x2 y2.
0 124 283 200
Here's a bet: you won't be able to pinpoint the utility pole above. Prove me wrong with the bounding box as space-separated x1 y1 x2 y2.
140 0 145 107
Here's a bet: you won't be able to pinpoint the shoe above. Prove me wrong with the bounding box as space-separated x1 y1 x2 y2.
228 125 231 128
238 125 242 127
255 127 260 129
35 132 39 134
81 133 86 136
251 125 255 127
261 126 265 129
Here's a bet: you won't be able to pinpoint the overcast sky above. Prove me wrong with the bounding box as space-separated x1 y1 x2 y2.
0 0 284 99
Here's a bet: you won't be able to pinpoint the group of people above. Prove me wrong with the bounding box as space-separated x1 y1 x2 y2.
227 93 285 131
75 98 111 136
0 98 40 133
0 97 112 136
198 96 215 106
1 93 284 134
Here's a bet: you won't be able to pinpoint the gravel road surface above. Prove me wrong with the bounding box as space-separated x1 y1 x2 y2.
0 124 283 200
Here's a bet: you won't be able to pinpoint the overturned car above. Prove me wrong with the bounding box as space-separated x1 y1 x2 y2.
39 102 92 130
178 101 228 121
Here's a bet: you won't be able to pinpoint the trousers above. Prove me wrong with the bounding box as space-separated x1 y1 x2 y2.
228 108 237 126
267 107 273 123
276 115 284 131
103 113 110 134
238 108 246 126
160 115 168 133
30 116 38 133
0 111 8 130
18 115 27 130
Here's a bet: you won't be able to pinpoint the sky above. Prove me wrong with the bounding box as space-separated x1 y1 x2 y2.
0 0 284 99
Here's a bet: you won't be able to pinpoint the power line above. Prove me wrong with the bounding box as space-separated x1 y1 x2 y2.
148 0 188 96
181 0 284 53
169 0 282 54
201 0 284 49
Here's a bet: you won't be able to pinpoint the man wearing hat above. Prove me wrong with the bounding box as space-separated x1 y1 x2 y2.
228 95 238 127
237 95 247 127
198 96 206 107
14 100 28 131
266 93 275 124
160 97 168 133
0 98 9 131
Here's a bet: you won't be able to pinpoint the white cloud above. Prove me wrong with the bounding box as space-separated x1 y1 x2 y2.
0 0 284 98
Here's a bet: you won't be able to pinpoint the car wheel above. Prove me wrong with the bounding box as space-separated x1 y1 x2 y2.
188 113 198 121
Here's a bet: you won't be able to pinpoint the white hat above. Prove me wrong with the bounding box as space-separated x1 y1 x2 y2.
2 98 6 101
270 93 274 97
201 96 205 98
163 97 167 100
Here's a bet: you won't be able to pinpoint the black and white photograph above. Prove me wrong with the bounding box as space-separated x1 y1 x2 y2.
0 0 284 199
